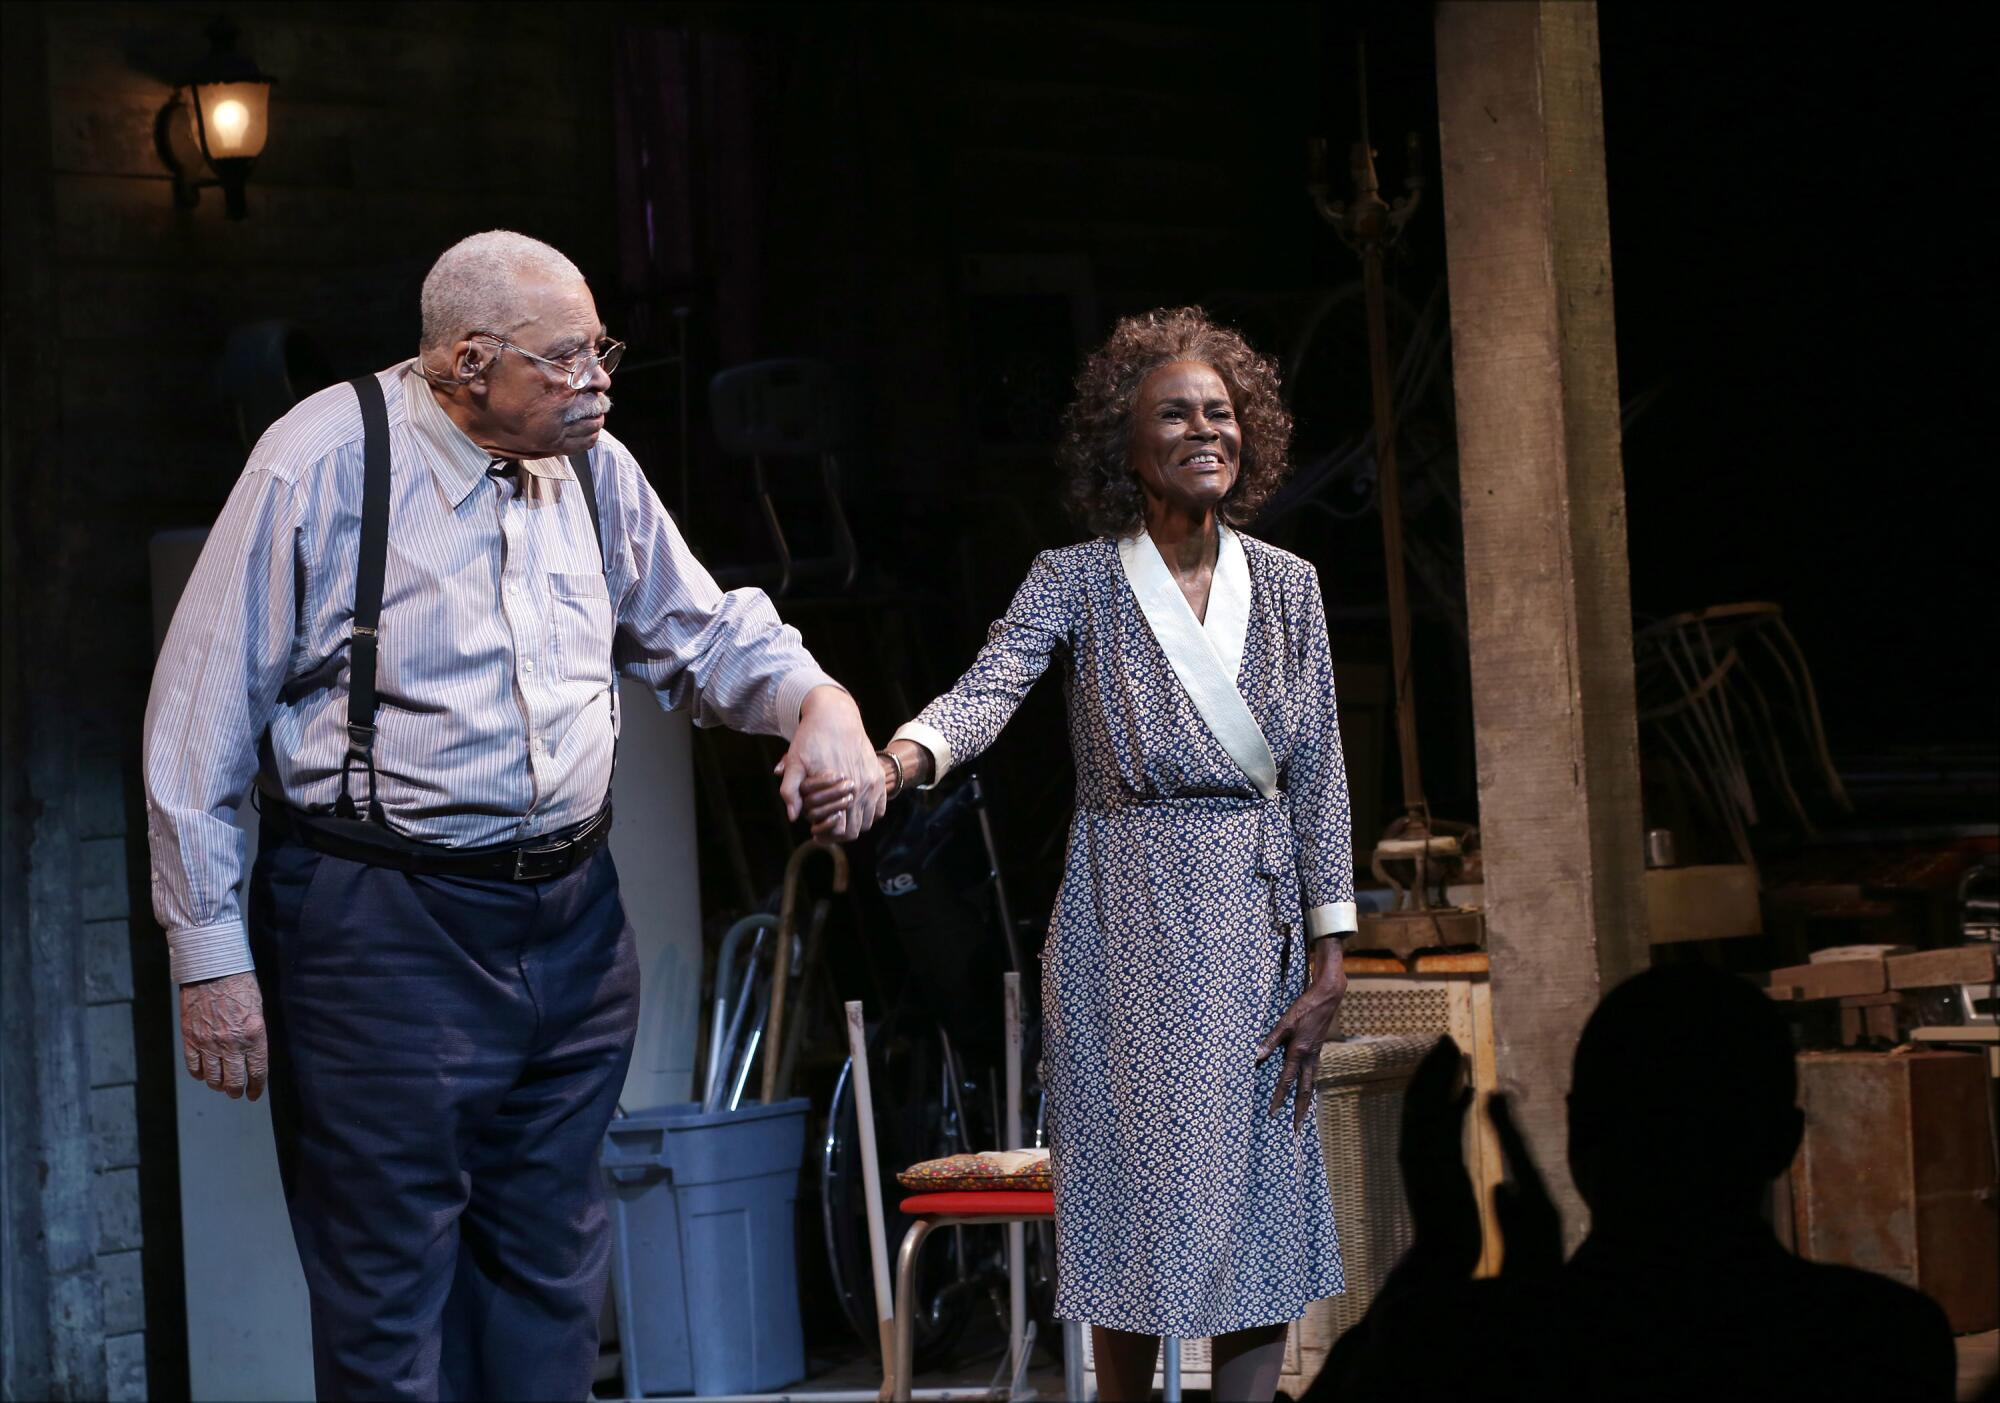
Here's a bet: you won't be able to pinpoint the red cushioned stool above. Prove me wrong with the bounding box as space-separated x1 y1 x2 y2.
891 1192 1056 1402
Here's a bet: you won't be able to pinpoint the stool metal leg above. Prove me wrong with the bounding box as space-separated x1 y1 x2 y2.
892 1218 937 1403
1163 1335 1181 1403
1062 1318 1088 1402
1004 973 1026 1385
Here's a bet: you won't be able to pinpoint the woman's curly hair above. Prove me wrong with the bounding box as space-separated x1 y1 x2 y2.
1057 306 1293 536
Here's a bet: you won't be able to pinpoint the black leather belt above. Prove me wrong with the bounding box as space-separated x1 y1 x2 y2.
261 800 613 882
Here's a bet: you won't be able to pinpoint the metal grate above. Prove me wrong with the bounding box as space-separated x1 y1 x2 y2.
1338 985 1454 1038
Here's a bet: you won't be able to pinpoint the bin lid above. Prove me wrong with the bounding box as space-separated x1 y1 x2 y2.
616 1097 811 1129
604 1098 812 1186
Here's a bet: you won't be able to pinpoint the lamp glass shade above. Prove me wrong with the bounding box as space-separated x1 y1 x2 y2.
188 81 270 160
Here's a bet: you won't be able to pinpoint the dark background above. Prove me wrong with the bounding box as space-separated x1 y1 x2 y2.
3 3 1992 1394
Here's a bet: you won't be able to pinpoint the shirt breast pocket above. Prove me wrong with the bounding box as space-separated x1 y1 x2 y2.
548 571 614 685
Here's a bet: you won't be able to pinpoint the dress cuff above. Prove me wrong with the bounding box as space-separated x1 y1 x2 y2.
170 919 256 985
776 669 846 740
890 720 953 788
1305 901 1358 939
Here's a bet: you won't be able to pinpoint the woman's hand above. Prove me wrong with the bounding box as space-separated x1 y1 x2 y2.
797 771 859 836
1257 935 1348 1129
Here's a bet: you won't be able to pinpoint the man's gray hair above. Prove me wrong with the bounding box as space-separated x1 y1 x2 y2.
419 230 584 354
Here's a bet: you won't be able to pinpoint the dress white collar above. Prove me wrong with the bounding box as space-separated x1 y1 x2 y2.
1121 524 1252 680
1118 524 1277 798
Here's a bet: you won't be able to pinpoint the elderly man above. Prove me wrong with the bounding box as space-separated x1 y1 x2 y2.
144 230 883 1401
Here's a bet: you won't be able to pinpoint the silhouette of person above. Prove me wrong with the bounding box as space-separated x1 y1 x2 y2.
1309 964 1957 1403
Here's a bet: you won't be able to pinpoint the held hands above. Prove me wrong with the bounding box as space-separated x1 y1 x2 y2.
1258 935 1349 1129
776 685 887 841
181 970 269 1101
795 735 932 839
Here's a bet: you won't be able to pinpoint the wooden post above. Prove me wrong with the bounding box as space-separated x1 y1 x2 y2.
1434 0 1650 1247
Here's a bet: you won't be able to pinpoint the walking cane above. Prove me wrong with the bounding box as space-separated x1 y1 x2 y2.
763 839 847 1104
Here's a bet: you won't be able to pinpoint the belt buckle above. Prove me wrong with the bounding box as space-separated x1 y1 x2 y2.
512 839 570 882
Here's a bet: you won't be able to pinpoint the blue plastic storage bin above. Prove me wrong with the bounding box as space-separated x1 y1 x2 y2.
602 1098 810 1398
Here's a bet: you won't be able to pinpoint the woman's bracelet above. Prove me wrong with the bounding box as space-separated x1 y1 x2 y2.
878 748 906 796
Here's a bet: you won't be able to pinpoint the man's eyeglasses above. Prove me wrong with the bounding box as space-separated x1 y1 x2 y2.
475 335 625 390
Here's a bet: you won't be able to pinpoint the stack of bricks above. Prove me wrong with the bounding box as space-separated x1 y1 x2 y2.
81 744 146 1401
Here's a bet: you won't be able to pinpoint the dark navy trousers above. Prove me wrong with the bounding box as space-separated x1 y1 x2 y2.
249 831 639 1402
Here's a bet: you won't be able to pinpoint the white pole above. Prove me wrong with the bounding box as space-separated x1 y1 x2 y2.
1002 974 1025 1388
844 1002 898 1397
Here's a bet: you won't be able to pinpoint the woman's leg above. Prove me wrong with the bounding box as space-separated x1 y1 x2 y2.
1091 1324 1161 1401
1210 1323 1289 1403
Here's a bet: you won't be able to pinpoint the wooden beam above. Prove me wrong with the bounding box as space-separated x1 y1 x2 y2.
1767 959 1888 1002
1434 0 1649 1248
1888 945 1997 990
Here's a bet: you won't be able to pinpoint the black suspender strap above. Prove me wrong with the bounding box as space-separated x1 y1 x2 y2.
568 450 604 572
330 393 606 826
568 448 619 784
337 374 393 821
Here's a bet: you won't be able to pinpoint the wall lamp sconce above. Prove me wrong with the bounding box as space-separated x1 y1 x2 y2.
153 17 275 220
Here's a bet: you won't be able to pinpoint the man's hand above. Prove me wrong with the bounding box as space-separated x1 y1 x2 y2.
181 970 268 1101
1258 935 1349 1129
775 685 885 840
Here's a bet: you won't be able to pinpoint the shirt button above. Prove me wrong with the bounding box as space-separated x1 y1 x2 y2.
522 659 535 673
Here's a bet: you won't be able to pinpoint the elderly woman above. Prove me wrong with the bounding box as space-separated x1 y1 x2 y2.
810 307 1354 1400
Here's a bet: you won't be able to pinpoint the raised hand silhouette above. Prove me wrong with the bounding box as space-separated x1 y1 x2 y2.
1308 966 1957 1403
1486 1092 1562 1280
1391 1036 1481 1284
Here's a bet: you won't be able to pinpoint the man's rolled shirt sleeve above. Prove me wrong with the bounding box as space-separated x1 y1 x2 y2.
144 465 305 985
604 443 841 737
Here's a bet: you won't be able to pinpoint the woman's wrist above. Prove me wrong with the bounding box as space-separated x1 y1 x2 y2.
889 739 934 787
1309 933 1346 984
879 739 936 797
877 749 906 796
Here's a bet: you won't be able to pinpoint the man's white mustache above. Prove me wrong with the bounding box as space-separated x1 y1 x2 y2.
565 394 612 423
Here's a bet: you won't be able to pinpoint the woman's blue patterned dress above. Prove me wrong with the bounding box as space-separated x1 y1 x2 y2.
900 531 1351 1336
